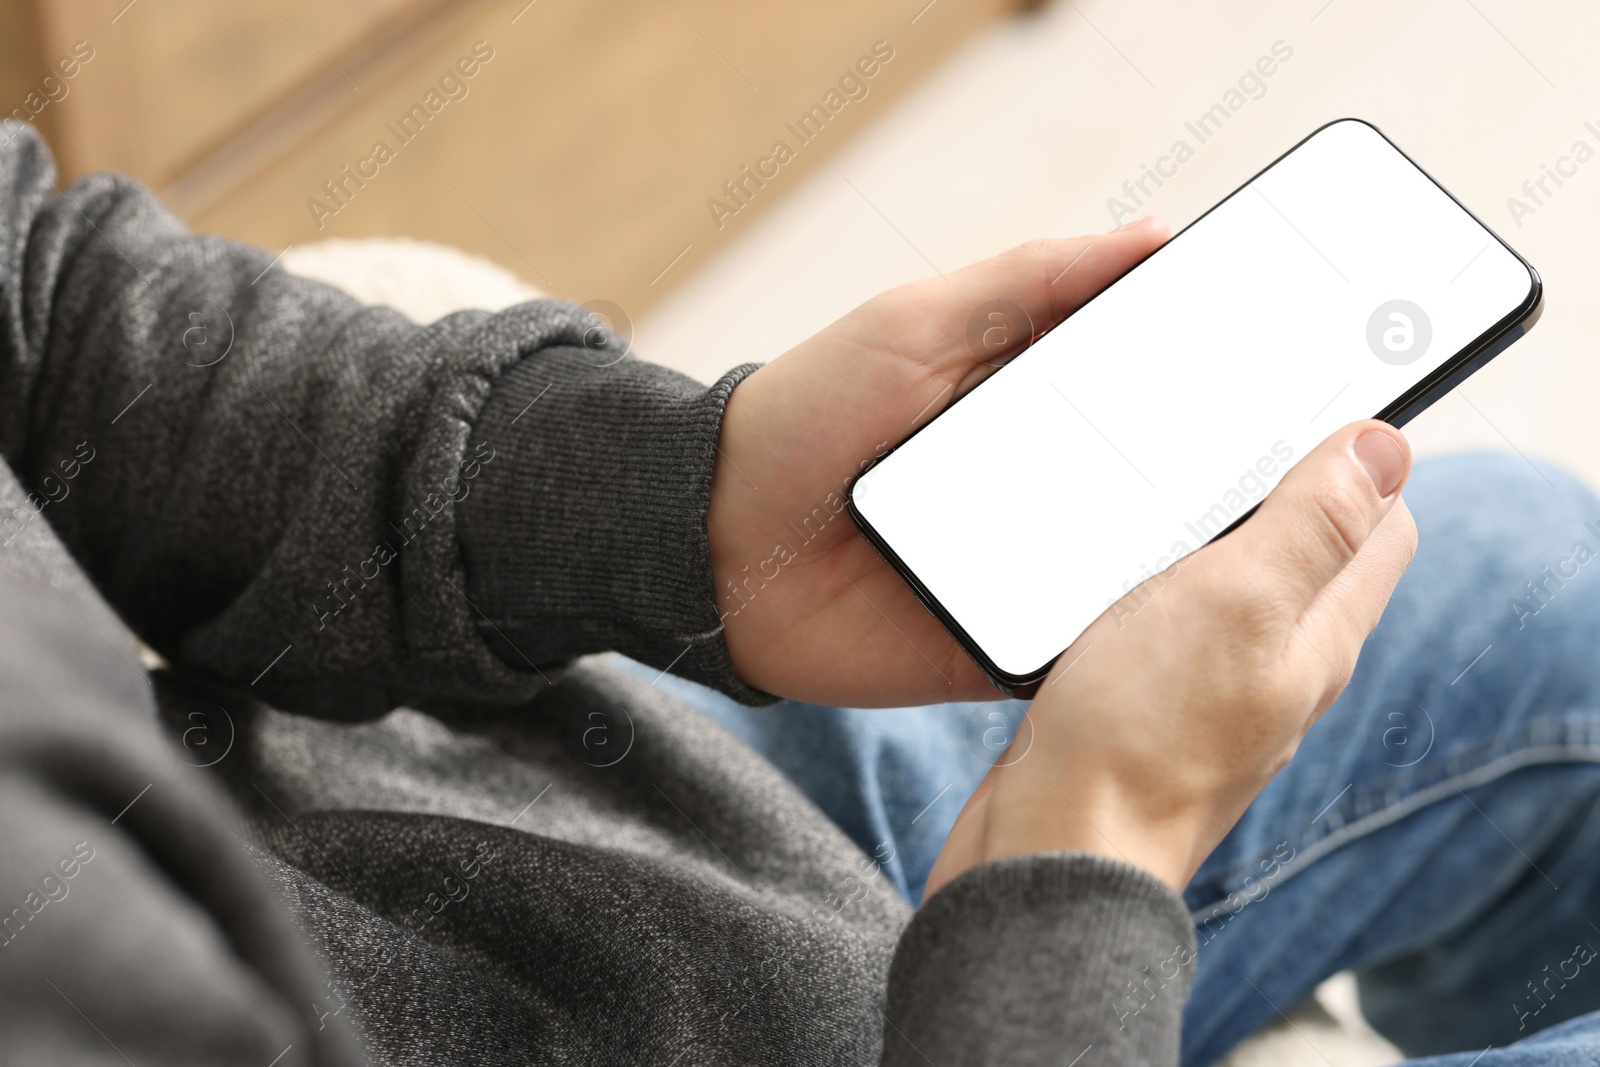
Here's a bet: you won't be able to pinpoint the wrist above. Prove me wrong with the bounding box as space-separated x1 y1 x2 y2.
704 392 762 624
976 773 1203 894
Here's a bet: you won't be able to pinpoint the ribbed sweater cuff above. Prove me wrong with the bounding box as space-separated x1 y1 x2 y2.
883 853 1196 1066
460 347 776 705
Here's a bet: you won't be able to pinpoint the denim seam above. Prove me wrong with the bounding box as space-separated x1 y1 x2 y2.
1187 711 1600 903
1190 742 1600 924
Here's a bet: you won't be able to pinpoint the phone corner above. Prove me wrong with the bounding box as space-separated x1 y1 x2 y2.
1315 116 1387 141
979 654 1054 699
1520 267 1545 332
843 485 870 535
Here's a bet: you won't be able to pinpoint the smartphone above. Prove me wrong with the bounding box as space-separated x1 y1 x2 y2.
848 118 1542 696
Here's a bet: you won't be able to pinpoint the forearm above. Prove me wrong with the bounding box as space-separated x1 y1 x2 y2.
0 122 764 715
460 351 770 703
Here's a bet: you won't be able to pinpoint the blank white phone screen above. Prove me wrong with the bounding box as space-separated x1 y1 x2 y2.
851 120 1536 681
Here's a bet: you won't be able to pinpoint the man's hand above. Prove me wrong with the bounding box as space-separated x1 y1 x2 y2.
707 218 1171 707
924 421 1416 899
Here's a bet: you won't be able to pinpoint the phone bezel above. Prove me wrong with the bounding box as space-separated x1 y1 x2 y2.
845 117 1544 697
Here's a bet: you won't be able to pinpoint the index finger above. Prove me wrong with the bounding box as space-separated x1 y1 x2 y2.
873 218 1171 376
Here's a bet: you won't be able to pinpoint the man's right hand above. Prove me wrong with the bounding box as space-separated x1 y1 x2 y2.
925 420 1417 899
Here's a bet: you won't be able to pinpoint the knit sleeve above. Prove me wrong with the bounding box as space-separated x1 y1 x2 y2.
0 121 767 718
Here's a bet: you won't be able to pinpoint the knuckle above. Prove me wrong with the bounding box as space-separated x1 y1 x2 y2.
1182 561 1275 645
1007 238 1076 320
1302 475 1373 566
861 288 947 366
1250 655 1306 713
1183 561 1244 613
1012 237 1061 260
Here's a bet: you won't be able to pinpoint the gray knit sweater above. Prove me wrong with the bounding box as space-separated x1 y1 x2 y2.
0 121 1195 1066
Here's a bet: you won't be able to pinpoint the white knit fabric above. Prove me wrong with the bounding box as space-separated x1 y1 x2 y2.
283 237 543 323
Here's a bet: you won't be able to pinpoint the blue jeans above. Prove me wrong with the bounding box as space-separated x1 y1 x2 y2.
620 453 1600 1065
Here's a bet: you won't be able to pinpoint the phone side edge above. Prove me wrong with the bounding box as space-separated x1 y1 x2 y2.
1380 265 1543 428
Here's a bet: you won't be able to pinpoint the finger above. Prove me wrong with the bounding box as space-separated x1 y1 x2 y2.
1209 421 1411 618
877 218 1170 376
1292 495 1417 693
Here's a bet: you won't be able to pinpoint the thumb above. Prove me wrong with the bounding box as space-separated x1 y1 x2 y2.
1209 421 1410 616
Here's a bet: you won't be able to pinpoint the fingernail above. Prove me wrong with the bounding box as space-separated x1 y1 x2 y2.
1353 431 1405 497
1115 217 1149 231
